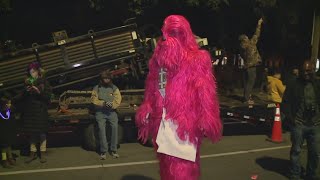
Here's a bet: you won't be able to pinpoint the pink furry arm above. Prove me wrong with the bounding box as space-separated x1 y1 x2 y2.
135 59 158 143
135 103 151 144
194 51 223 143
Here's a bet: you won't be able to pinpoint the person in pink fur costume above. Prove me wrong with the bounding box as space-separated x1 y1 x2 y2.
135 15 222 180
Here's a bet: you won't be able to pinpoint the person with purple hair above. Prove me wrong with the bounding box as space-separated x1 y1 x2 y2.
135 15 222 180
21 62 52 164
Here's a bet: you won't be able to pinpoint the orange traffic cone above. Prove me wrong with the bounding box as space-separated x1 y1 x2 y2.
268 104 284 143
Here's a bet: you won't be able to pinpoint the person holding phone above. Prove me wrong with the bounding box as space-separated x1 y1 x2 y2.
22 62 52 164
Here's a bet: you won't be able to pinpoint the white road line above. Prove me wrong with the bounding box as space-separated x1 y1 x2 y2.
0 165 102 176
0 145 291 176
102 160 158 168
200 145 291 158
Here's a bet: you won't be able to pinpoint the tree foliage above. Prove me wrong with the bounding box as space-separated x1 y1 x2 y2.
128 0 158 15
0 0 11 13
255 0 277 8
185 0 278 10
128 0 278 15
88 0 105 11
185 0 230 10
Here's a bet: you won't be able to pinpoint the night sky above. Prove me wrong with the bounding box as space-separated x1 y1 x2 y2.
0 0 315 58
0 0 131 45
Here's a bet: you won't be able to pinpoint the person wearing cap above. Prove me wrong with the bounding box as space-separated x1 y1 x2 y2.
91 70 122 160
282 60 320 180
22 61 52 164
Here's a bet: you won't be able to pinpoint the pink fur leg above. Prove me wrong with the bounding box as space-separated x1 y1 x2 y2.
158 153 200 180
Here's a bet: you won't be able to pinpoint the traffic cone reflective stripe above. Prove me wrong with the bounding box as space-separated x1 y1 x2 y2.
275 105 280 115
274 115 281 122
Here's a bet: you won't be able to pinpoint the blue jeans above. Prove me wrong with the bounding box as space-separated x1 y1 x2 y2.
95 111 118 153
289 125 320 179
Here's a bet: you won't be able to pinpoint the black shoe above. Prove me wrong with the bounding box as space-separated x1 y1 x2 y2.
305 175 319 180
8 158 16 166
288 177 300 180
40 151 47 163
2 160 13 169
25 152 37 164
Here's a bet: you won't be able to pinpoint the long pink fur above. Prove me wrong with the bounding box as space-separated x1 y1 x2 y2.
135 15 222 180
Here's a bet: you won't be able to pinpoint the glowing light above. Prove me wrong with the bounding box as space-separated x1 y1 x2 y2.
316 59 319 72
73 63 82 68
0 109 10 120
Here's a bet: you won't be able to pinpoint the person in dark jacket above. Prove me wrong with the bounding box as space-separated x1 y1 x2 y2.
91 70 122 160
22 62 52 164
259 67 268 94
282 60 320 180
0 98 17 168
284 67 299 86
239 18 263 104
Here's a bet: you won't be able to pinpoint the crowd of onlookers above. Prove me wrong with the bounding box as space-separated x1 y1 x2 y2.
0 62 122 169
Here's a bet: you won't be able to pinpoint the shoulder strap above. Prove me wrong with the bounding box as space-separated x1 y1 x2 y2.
111 84 118 92
93 85 99 91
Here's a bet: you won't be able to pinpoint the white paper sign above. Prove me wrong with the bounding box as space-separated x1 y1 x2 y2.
156 108 197 162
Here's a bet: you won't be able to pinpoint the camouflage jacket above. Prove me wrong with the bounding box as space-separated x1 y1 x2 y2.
240 23 262 68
